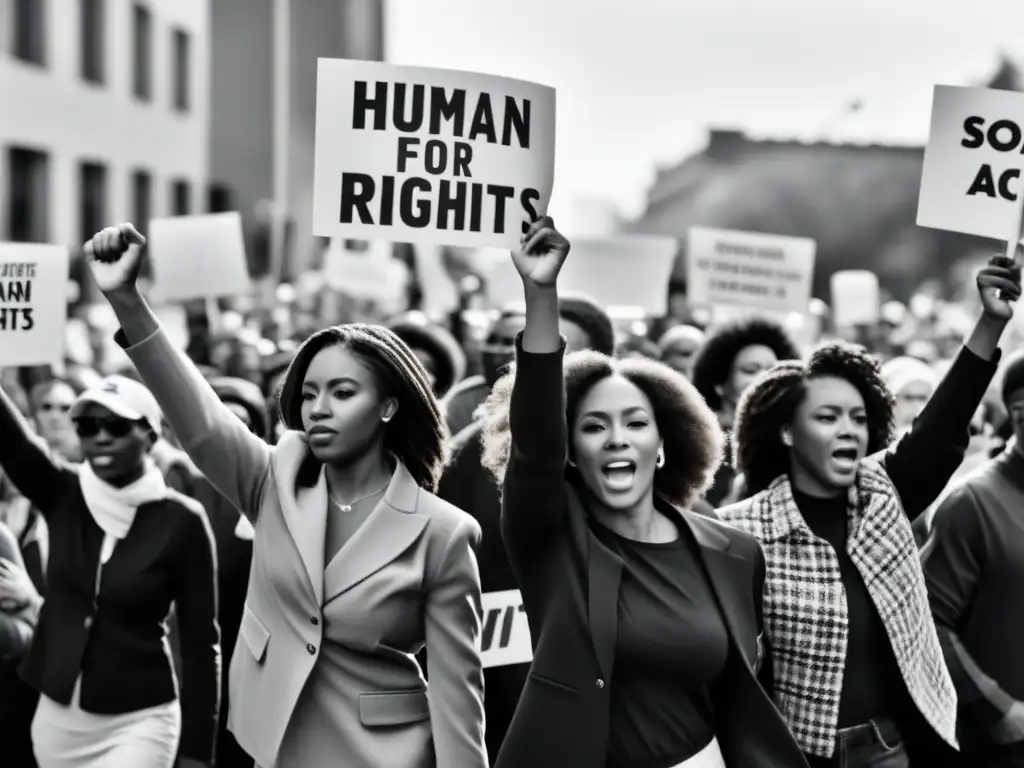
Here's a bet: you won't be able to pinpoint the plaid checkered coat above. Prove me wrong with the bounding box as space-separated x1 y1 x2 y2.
718 460 958 758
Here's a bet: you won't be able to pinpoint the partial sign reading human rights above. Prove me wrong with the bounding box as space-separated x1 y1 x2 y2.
313 59 556 250
917 85 1024 241
0 243 70 366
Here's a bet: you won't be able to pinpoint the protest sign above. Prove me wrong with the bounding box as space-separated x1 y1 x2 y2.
480 589 532 669
312 59 556 250
557 236 678 315
148 213 250 302
830 270 880 327
0 244 70 366
687 227 815 313
323 240 410 315
917 86 1024 246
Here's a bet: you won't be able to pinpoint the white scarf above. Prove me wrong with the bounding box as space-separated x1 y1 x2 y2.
78 458 168 562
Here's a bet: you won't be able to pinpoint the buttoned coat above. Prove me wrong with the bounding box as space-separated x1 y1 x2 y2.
120 326 487 768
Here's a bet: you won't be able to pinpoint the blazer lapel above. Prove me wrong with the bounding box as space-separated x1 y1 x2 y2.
678 508 757 671
275 433 327 606
324 460 428 603
564 485 623 684
587 532 622 683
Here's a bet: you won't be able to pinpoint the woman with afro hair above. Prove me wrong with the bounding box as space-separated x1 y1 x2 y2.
690 317 801 507
480 216 809 768
717 255 1022 768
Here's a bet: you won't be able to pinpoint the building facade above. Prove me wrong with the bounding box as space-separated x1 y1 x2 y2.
0 0 210 251
208 0 386 280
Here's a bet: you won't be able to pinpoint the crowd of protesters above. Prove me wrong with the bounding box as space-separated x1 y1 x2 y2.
1 218 1024 768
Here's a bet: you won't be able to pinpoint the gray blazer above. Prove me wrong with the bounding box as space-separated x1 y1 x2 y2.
123 326 487 768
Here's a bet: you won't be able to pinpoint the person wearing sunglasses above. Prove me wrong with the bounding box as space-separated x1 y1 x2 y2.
0 374 220 768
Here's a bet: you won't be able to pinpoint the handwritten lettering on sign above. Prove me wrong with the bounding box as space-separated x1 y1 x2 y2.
479 590 533 669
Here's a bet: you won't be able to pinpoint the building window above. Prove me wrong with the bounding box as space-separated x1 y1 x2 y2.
172 28 191 112
79 162 108 245
80 0 105 84
12 0 46 66
6 148 49 243
207 183 232 213
132 3 152 101
171 179 191 215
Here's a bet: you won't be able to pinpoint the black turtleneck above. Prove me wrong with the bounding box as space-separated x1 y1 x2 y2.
793 489 913 728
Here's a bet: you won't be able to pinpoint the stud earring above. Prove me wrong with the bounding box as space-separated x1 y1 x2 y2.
781 432 792 447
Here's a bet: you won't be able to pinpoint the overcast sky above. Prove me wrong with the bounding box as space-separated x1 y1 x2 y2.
384 0 1024 223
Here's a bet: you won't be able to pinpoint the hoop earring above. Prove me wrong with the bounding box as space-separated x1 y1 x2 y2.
656 449 665 469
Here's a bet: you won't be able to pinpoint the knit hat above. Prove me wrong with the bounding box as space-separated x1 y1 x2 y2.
557 292 616 357
1001 351 1024 403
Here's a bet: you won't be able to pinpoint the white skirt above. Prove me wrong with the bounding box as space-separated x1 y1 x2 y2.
32 681 181 768
671 737 726 768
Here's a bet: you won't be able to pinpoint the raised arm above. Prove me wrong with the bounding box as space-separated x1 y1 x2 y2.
0 385 66 513
500 218 571 561
424 517 487 768
881 256 1018 518
84 224 271 521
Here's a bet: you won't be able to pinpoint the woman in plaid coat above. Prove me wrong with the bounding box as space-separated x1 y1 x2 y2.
718 255 1021 768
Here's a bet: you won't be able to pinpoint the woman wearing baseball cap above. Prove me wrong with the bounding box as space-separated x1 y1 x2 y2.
0 371 219 768
84 222 486 768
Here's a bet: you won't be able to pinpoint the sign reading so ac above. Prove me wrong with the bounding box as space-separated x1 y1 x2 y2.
963 116 1024 200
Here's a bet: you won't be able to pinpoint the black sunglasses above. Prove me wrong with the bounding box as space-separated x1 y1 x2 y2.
72 416 140 439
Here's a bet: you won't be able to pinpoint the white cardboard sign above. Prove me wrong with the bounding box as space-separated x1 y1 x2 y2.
0 244 70 366
479 589 532 669
917 85 1024 242
687 227 816 313
148 213 250 302
830 270 880 327
557 236 678 316
312 59 556 250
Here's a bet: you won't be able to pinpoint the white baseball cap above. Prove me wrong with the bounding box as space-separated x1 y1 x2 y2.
69 375 163 438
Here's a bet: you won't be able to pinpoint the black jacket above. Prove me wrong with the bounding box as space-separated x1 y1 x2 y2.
0 388 221 763
496 333 809 768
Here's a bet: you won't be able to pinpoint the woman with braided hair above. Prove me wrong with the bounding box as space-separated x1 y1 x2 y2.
84 222 487 768
718 255 1021 767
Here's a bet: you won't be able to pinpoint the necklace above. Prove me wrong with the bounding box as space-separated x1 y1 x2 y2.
330 480 390 512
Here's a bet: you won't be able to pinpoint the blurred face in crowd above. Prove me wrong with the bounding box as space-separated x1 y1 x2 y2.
571 374 662 514
299 344 396 466
1005 387 1024 456
224 401 255 434
33 381 82 462
73 403 153 486
892 379 934 434
721 344 778 410
660 326 705 379
786 376 870 497
483 314 592 383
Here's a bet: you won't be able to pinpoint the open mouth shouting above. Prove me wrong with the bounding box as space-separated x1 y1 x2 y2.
601 459 638 491
829 446 860 474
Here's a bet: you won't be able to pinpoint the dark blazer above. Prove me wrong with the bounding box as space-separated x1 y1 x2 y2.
0 387 221 763
496 333 809 768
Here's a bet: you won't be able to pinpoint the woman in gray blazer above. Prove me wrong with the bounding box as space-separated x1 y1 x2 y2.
84 223 487 768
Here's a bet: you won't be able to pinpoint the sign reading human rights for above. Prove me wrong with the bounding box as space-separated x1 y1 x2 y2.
0 243 70 366
312 59 556 250
917 85 1024 241
686 227 816 313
